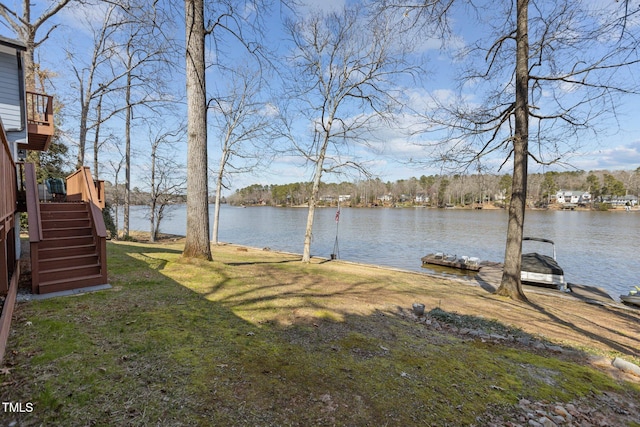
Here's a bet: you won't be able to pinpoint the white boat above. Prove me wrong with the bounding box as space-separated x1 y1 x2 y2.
520 237 567 291
620 287 640 307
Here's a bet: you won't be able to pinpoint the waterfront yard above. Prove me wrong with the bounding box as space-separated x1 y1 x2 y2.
1 238 639 426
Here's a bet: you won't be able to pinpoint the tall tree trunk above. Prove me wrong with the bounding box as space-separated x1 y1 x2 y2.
212 152 227 245
114 175 119 239
302 130 330 263
21 0 35 92
76 79 89 169
183 0 212 260
149 143 157 243
123 72 131 239
23 39 35 91
496 0 529 301
302 168 321 263
93 92 103 180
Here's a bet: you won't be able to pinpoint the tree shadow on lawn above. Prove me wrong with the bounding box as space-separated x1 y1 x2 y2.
102 242 640 425
106 243 640 422
115 241 640 361
470 266 640 359
224 258 302 266
526 300 640 358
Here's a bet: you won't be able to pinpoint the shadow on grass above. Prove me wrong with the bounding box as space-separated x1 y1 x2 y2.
127 241 640 363
224 258 302 266
474 275 499 293
471 273 640 359
526 300 640 358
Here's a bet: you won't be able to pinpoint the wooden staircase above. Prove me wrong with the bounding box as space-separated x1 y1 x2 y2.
34 202 106 294
25 164 108 295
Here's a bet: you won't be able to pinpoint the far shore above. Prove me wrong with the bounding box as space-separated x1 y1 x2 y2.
124 201 640 212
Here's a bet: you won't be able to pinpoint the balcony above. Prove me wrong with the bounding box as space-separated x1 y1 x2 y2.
18 91 54 152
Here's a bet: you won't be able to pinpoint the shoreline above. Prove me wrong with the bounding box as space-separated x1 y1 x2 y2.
124 231 635 310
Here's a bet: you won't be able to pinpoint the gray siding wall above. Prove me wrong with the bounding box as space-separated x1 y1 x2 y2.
0 51 22 132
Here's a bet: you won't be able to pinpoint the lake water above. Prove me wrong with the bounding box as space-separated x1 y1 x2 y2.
119 204 639 299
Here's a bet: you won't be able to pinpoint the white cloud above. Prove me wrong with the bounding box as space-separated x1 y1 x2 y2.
570 141 640 171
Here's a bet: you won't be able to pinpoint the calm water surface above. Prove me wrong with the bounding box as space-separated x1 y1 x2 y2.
120 204 639 299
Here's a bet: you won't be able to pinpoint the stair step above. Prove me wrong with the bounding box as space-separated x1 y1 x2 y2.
40 263 102 283
39 202 88 212
40 210 89 221
37 274 107 295
39 244 97 259
39 253 99 271
43 226 93 239
42 218 91 229
38 235 96 249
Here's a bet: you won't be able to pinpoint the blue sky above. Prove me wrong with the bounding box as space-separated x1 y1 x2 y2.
2 0 639 194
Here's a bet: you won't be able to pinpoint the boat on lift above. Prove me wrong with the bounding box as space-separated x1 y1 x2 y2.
520 237 567 291
620 286 640 307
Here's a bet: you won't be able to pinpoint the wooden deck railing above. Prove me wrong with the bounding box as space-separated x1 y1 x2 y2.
26 166 108 294
23 91 55 152
26 91 54 130
66 168 106 210
1 121 18 295
1 122 16 228
0 121 20 363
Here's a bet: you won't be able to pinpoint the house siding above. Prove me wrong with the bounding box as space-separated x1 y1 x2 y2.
0 51 23 133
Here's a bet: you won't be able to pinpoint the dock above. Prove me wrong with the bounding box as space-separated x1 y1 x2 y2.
476 264 622 307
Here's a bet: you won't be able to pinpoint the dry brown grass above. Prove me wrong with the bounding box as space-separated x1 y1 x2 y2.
162 242 640 363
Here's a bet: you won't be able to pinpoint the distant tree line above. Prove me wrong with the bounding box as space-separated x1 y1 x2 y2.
104 182 187 207
227 168 640 208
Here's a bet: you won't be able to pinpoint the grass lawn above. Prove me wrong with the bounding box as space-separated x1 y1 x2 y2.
1 239 639 426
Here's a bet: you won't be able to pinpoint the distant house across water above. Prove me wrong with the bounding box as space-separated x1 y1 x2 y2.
415 193 429 204
554 190 591 205
604 195 638 207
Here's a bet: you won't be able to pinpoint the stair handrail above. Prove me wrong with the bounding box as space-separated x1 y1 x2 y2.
65 167 108 286
66 167 106 238
24 163 43 243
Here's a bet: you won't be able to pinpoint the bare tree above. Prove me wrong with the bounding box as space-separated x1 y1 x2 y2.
65 3 124 170
117 4 175 240
384 0 640 300
284 4 417 262
91 97 120 181
0 0 73 89
209 66 273 245
104 141 125 238
65 0 175 196
147 125 186 242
